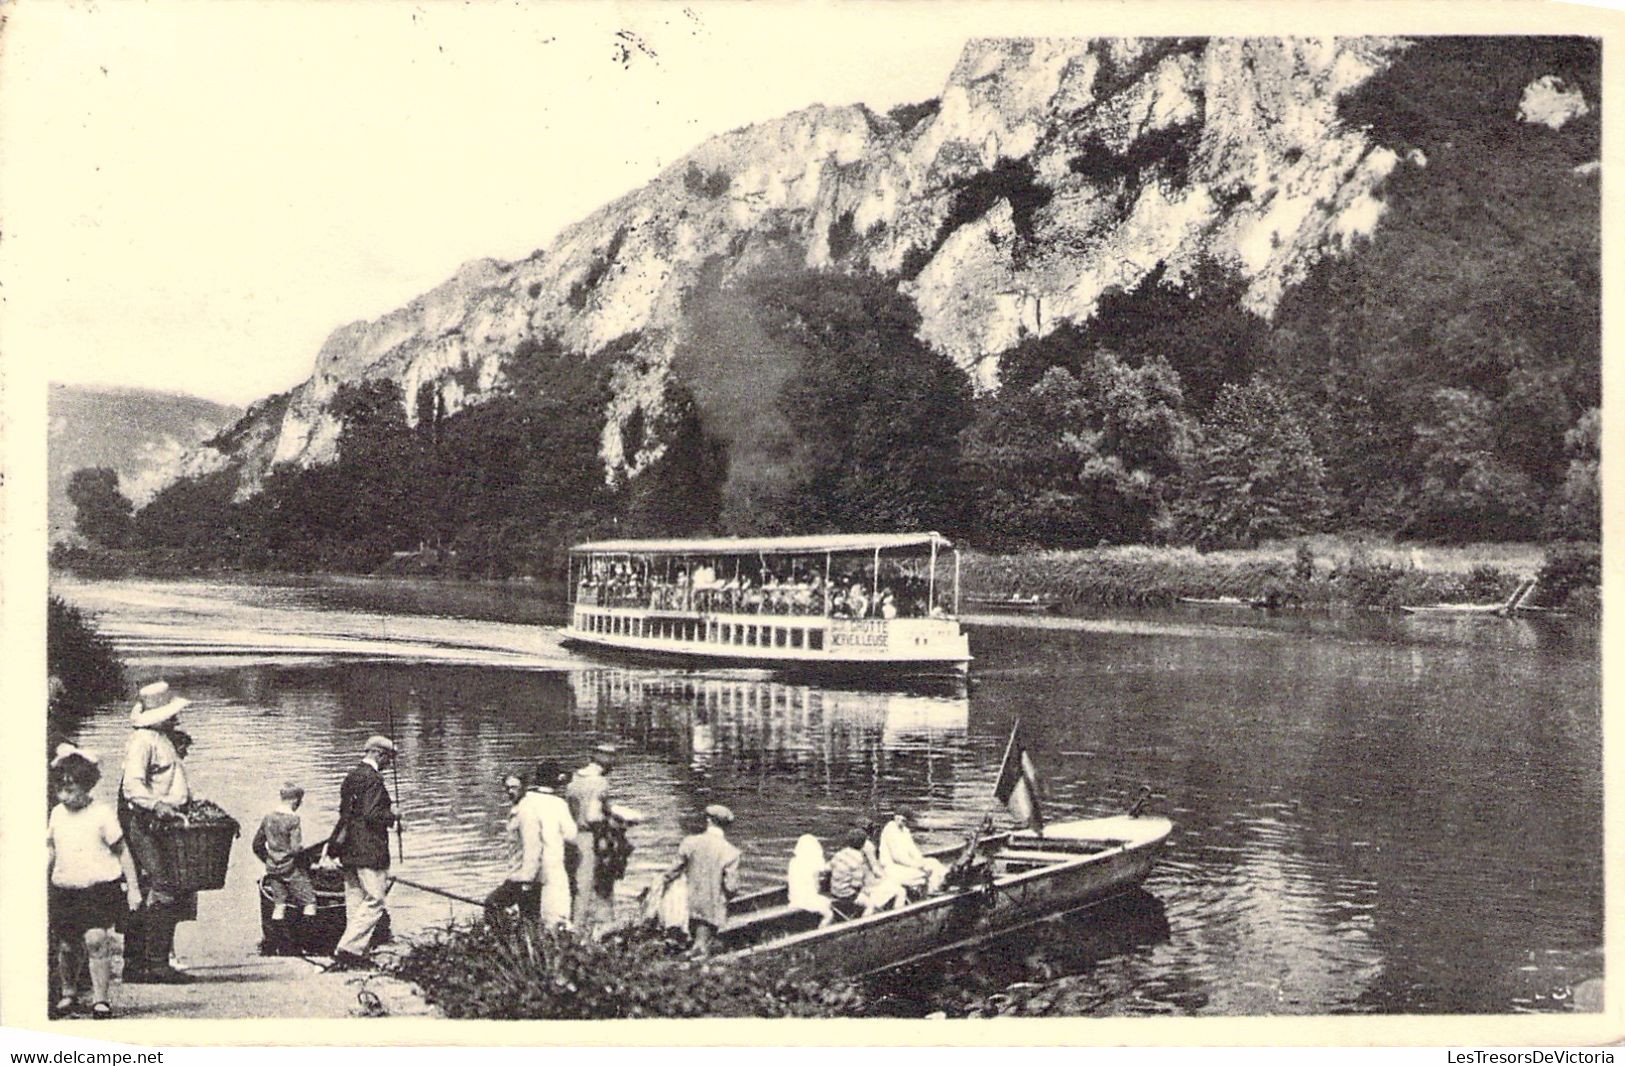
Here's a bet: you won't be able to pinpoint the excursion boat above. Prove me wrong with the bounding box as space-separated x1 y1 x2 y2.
716 812 1173 977
563 533 972 677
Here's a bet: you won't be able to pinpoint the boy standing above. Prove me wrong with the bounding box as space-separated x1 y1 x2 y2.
254 783 317 923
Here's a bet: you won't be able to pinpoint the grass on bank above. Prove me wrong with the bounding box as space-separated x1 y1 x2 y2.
388 915 866 1019
960 537 1598 614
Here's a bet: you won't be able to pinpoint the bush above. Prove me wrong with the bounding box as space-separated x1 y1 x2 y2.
1538 542 1600 608
47 596 124 711
389 916 867 1019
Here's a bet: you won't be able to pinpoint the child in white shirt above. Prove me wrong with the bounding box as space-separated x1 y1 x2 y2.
47 746 142 1019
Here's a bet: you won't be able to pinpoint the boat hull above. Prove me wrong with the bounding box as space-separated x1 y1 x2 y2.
562 608 971 677
724 815 1172 977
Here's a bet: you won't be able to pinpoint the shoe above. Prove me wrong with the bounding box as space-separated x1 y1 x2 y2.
168 951 190 971
126 964 193 984
325 951 374 972
90 1002 113 1020
50 995 79 1019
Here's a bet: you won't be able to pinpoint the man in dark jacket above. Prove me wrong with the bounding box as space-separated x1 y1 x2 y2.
327 735 398 970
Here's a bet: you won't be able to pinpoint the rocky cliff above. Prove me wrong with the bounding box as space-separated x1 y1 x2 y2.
193 36 1418 497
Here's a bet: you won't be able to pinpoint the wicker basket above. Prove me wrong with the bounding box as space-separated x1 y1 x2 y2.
149 817 240 892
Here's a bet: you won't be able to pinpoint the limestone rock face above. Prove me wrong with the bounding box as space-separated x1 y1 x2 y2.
1518 74 1590 130
183 36 1411 497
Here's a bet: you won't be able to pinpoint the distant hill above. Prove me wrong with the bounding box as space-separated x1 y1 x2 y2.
49 385 241 542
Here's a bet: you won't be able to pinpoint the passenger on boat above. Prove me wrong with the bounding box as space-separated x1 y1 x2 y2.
824 829 871 921
663 804 740 957
847 583 870 619
785 834 834 927
860 818 909 911
879 807 947 896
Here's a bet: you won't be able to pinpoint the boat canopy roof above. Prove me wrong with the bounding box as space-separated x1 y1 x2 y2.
570 532 952 557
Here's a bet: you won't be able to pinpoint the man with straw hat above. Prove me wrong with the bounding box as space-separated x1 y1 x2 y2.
327 735 399 971
118 680 195 983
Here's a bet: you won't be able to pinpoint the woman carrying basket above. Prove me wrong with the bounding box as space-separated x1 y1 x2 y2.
118 680 196 984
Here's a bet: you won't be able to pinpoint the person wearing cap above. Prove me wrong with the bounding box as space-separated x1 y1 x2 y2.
565 744 618 932
253 782 318 932
327 735 399 970
878 806 947 897
118 680 197 983
663 804 740 956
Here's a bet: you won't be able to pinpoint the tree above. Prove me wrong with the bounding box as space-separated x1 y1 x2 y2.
962 353 1193 548
66 467 134 547
1408 388 1541 542
618 380 729 537
1178 380 1329 549
751 271 973 533
1544 407 1599 541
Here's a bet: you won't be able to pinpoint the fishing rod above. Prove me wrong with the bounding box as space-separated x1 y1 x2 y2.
383 615 405 863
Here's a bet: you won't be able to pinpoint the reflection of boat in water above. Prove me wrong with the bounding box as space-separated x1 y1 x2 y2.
719 814 1173 977
567 668 969 766
563 534 972 677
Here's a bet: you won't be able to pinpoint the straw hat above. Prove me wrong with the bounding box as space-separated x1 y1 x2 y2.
129 680 191 729
704 803 735 825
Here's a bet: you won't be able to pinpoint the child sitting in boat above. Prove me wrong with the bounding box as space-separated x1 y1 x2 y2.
253 783 318 924
786 834 833 927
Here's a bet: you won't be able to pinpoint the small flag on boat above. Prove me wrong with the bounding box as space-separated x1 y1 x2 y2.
993 719 1044 833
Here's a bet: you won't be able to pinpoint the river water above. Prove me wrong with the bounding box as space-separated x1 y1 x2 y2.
49 575 1601 1016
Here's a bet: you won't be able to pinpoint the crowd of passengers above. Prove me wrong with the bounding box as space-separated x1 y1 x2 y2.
577 562 944 619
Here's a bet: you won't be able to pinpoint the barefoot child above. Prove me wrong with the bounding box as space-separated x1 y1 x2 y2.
254 783 318 928
47 745 142 1019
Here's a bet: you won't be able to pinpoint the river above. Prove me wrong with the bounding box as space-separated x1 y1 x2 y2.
49 575 1602 1016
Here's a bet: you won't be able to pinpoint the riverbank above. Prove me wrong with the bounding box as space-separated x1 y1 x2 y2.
50 537 1599 618
961 537 1598 615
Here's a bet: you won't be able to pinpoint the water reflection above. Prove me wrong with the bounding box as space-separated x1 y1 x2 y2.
49 577 1601 1016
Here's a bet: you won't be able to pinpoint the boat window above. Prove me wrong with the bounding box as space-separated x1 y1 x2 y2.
775 627 787 647
808 628 824 650
790 628 804 649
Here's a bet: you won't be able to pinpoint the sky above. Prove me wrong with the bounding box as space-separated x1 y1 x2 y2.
0 2 974 406
5 2 1615 409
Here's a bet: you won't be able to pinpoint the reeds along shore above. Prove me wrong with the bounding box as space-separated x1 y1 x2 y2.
959 539 1599 615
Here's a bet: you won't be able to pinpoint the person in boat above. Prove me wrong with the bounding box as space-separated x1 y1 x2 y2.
663 804 740 957
483 772 543 924
327 735 400 971
860 818 909 912
566 744 618 933
824 829 870 921
879 806 947 897
118 680 199 984
847 582 870 619
785 834 834 927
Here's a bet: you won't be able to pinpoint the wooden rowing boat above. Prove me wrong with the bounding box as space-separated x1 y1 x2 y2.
964 593 1059 613
714 813 1173 977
